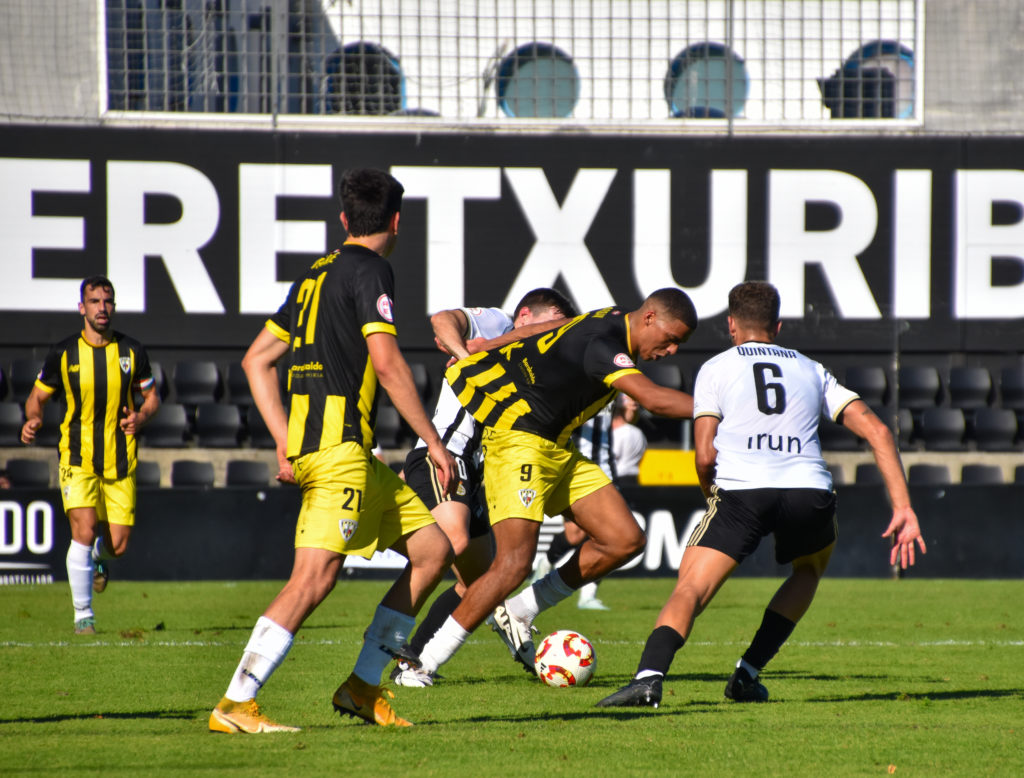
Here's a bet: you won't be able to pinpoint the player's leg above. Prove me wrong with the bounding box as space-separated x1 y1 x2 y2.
65 506 101 633
90 475 136 593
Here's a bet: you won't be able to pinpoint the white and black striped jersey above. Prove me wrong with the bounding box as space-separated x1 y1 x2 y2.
693 341 859 491
413 307 513 457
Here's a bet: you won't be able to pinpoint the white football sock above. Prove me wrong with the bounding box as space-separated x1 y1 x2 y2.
508 568 574 624
577 581 600 602
92 537 114 562
353 605 415 685
66 540 93 620
225 616 294 702
417 616 470 674
738 658 760 679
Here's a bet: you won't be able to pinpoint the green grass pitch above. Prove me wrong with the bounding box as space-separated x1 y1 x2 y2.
1 577 1021 776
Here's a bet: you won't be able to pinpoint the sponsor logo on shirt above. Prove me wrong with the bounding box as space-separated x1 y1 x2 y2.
613 353 635 368
377 294 394 323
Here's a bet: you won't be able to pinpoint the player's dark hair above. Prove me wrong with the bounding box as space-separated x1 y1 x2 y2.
338 168 404 237
728 281 780 329
645 288 697 331
80 275 114 301
513 288 579 319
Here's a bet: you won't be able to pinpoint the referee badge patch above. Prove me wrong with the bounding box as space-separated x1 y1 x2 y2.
119 356 131 374
518 488 536 508
339 519 357 542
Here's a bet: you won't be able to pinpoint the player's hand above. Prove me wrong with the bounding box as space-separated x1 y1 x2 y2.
882 505 927 569
119 406 140 435
275 444 296 484
20 418 41 445
464 337 488 355
427 440 457 497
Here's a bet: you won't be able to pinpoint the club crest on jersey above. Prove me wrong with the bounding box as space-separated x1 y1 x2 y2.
376 294 394 323
456 482 467 497
518 488 537 508
614 353 635 368
339 519 357 542
119 357 131 374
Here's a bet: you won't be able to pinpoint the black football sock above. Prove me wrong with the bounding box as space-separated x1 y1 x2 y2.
635 625 686 677
741 608 797 671
407 586 463 657
545 531 576 565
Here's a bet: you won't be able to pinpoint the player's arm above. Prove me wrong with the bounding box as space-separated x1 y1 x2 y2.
612 371 694 418
431 309 473 359
367 331 456 495
693 415 720 499
242 326 294 484
464 317 567 355
839 399 927 568
120 385 160 435
20 385 52 445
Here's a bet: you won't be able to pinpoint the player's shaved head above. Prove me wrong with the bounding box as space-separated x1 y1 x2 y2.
642 288 698 331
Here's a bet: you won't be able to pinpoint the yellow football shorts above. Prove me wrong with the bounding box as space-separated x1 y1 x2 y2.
291 441 436 558
479 428 611 524
58 465 137 526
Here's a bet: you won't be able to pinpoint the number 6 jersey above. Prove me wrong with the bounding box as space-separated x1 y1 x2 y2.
693 341 859 490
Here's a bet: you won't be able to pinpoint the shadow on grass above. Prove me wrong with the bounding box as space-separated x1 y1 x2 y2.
807 688 1024 703
0 709 201 725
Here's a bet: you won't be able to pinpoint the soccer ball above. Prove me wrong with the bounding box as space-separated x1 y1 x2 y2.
534 630 596 687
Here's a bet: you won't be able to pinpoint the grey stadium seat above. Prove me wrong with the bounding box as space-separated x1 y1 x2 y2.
246 406 277 449
136 460 162 487
0 402 23 446
141 403 190 448
172 360 222 405
914 407 966 451
226 362 254 407
898 366 941 410
907 463 951 486
948 367 992 411
970 407 1018 452
225 459 271 487
959 464 1003 485
844 365 888 406
194 403 242 448
5 458 51 487
9 359 42 404
854 463 883 485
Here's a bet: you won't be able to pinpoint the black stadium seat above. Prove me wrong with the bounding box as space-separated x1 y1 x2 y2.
9 359 42 403
970 407 1018 451
898 366 941 410
410 361 432 403
914 407 966 451
141 403 190 447
818 418 861 451
999 366 1024 410
844 366 888 406
948 367 992 411
136 460 162 487
854 463 883 485
0 364 8 401
173 360 221 405
171 459 215 487
148 361 170 401
226 362 254 407
907 463 951 486
375 406 405 449
34 403 63 448
246 406 276 449
194 403 242 448
0 401 23 446
5 458 51 487
226 459 270 487
960 464 1003 485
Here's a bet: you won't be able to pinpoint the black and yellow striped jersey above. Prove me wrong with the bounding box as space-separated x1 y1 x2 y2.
445 308 642 446
34 332 154 479
266 243 398 459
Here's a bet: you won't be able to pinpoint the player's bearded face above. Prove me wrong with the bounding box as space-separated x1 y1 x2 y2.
80 289 115 333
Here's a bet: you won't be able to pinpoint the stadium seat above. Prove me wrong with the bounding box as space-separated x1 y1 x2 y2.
907 463 951 486
246 406 276 449
141 403 190 447
970 407 1019 452
826 463 844 485
225 459 270 487
5 458 51 487
375 405 405 449
873 405 914 450
960 464 1003 485
641 362 686 391
9 359 42 403
1015 465 1024 485
170 459 215 487
194 403 242 448
844 365 888 405
0 401 23 446
897 366 941 410
854 463 883 485
0 365 7 401
999 365 1024 410
172 360 222 405
818 419 860 451
136 460 162 487
34 402 63 448
226 362 253 407
914 407 966 451
948 366 992 411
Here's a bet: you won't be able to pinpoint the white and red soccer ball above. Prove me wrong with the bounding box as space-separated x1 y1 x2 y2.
534 630 596 687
